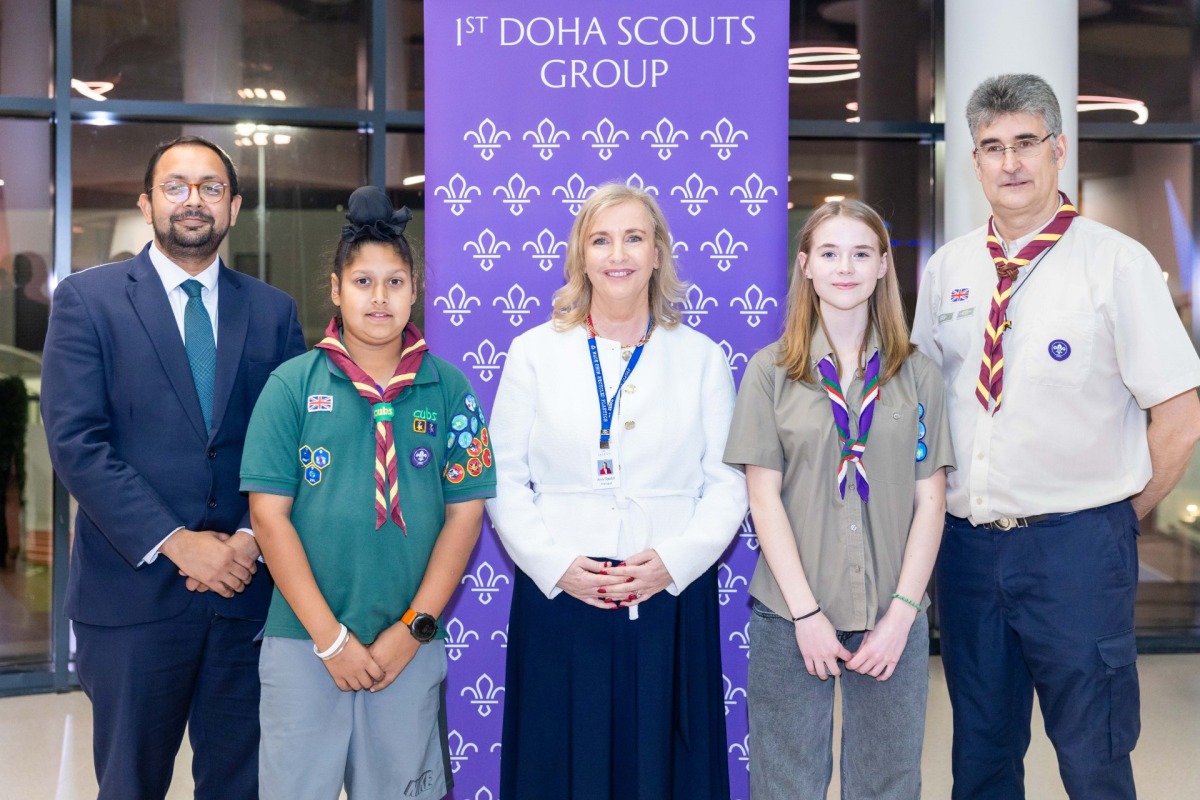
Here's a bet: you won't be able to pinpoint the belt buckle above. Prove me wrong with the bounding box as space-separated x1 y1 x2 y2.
994 516 1017 531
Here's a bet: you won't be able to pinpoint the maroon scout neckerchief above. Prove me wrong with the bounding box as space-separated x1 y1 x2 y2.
975 192 1077 413
315 316 428 531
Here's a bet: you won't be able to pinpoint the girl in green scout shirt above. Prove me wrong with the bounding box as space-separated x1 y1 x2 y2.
723 199 953 800
241 186 495 800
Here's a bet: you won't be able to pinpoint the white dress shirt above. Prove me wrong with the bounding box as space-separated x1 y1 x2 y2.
912 216 1200 523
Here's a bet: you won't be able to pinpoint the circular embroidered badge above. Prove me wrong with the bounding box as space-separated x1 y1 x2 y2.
1048 339 1071 361
410 447 432 469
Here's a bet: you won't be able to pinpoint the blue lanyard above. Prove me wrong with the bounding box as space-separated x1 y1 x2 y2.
587 318 651 449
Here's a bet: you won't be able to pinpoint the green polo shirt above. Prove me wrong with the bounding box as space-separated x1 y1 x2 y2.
241 349 496 644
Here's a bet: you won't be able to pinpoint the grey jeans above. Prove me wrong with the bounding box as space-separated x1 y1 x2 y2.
747 601 929 800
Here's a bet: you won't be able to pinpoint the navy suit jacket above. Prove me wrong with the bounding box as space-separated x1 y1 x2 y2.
42 245 307 626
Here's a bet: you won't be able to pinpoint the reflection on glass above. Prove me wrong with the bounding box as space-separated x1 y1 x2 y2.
1080 5 1197 124
1080 140 1200 637
71 0 368 107
0 119 53 671
787 0 933 122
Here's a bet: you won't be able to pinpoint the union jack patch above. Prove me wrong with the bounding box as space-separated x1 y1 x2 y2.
950 288 970 302
307 394 333 413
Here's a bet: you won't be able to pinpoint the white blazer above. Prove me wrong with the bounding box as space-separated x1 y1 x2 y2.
485 319 749 598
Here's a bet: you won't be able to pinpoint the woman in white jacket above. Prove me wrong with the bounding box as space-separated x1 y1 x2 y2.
485 183 748 800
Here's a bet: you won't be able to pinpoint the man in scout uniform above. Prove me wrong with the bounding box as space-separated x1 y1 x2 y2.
41 136 305 799
912 73 1200 799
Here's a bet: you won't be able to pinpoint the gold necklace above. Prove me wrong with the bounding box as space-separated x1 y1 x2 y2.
586 315 655 358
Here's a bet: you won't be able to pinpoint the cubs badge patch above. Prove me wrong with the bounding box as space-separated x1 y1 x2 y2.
467 438 483 457
466 458 483 477
413 419 427 434
445 463 465 484
481 448 493 468
451 414 469 432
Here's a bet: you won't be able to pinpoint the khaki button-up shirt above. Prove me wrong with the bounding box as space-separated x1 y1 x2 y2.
724 332 954 631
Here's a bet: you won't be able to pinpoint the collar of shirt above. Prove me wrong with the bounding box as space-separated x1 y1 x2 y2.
148 243 220 344
807 325 882 375
1000 207 1060 257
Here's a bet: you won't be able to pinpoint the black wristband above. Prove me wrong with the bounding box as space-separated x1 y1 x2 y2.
792 606 821 622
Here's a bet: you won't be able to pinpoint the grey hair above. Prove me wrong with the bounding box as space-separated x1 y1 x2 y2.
966 74 1062 143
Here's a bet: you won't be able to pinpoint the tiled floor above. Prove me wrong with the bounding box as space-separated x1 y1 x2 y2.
1 655 1197 799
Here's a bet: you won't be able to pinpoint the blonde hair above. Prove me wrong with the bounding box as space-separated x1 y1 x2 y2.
779 199 915 384
551 183 687 330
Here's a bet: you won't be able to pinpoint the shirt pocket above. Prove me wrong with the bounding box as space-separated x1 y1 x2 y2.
1021 311 1094 388
869 395 918 486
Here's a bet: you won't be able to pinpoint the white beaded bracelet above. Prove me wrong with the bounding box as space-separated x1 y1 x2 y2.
313 623 349 661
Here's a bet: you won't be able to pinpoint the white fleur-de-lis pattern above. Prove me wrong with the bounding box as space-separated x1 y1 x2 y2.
425 4 787 797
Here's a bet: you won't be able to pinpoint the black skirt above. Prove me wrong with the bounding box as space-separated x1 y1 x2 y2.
500 562 730 800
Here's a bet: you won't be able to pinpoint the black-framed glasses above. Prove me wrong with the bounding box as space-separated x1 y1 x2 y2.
157 180 227 203
974 132 1054 164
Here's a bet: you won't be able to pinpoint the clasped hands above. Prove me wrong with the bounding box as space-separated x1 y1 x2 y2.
161 529 260 598
556 550 672 610
793 603 918 683
319 623 419 693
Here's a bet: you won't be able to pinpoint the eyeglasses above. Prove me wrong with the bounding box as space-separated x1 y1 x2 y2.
156 180 227 203
974 132 1054 165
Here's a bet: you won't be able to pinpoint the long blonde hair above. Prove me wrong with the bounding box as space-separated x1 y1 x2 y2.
779 199 915 384
551 183 687 330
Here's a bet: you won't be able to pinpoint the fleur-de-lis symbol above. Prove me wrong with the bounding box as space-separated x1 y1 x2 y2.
723 674 747 716
731 284 779 328
462 340 507 383
581 117 629 161
493 173 540 217
701 229 749 272
463 117 510 161
729 734 751 770
641 117 688 161
433 283 481 326
523 228 568 272
492 626 508 649
433 173 481 216
717 562 748 607
702 117 749 160
460 673 504 717
731 173 779 217
447 729 478 773
523 117 570 161
494 284 542 327
736 509 759 550
444 617 479 662
553 173 598 216
671 237 689 257
624 172 659 195
729 621 751 658
670 173 718 216
460 560 511 602
463 228 511 271
681 284 718 327
720 340 750 373
474 787 497 800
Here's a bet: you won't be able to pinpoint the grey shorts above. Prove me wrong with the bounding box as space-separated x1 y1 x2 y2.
259 636 451 800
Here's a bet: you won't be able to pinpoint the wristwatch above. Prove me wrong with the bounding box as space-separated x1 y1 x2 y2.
401 608 438 643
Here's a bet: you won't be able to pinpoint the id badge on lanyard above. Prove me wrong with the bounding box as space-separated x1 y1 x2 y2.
587 320 650 490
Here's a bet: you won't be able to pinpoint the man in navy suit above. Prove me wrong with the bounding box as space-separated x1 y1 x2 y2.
41 136 306 799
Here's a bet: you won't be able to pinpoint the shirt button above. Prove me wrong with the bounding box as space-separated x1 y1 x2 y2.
207 498 217 509
975 497 983 505
892 412 901 420
976 452 985 461
849 524 858 532
625 421 636 430
207 448 217 459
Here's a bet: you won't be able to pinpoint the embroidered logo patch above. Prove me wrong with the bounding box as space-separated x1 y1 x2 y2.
445 463 465 484
457 431 473 449
467 438 483 457
451 414 469 432
410 446 432 469
915 402 928 462
481 448 493 468
1048 339 1071 361
313 447 331 469
466 457 483 477
950 288 970 302
307 394 333 413
413 419 427 434
464 394 478 413
300 445 330 485
426 421 438 437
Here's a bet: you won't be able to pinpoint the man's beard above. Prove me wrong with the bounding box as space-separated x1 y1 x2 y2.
157 209 227 260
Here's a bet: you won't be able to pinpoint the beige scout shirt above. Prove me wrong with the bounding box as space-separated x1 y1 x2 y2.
724 331 954 631
911 217 1200 523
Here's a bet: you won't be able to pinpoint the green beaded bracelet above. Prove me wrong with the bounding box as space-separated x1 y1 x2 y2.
891 592 922 611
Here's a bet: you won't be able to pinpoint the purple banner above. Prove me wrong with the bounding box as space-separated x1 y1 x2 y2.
424 3 788 797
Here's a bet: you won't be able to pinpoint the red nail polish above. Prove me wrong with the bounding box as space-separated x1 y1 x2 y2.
626 577 634 583
627 594 636 601
599 570 608 575
598 587 606 594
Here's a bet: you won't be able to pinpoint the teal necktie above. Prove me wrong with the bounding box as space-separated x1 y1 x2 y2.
181 280 216 432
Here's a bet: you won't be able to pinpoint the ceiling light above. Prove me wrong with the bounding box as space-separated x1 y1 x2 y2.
1077 95 1148 125
788 47 860 84
269 89 287 102
71 79 115 101
403 175 425 186
825 195 845 202
831 173 854 181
